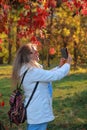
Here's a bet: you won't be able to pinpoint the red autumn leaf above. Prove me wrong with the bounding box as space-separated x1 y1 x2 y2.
24 4 30 10
47 0 57 8
81 9 87 15
44 2 48 9
73 1 81 8
49 48 56 55
3 4 10 10
30 36 37 43
18 0 28 3
33 15 46 29
36 7 49 20
30 36 41 45
0 38 2 44
17 32 26 38
33 7 48 29
1 101 5 107
18 15 30 26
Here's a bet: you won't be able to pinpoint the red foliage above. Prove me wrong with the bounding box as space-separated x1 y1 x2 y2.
0 93 5 107
17 5 49 41
33 7 49 29
0 101 5 107
47 0 57 8
18 0 28 3
0 13 7 33
49 47 56 55
30 36 41 45
63 0 87 16
3 4 10 10
18 12 30 27
0 39 2 44
24 4 30 10
82 9 87 15
0 0 87 44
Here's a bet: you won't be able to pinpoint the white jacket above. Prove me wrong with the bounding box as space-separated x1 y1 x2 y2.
20 63 70 124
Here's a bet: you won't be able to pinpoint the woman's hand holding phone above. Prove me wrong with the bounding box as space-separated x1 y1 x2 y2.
59 58 67 67
59 48 72 67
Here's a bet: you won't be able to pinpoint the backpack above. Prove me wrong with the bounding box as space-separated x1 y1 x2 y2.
8 69 28 126
8 69 39 126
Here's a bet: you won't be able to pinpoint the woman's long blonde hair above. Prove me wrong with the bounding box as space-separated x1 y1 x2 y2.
12 43 37 86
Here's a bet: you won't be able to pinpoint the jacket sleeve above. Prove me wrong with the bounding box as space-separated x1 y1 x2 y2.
49 66 59 71
27 63 70 82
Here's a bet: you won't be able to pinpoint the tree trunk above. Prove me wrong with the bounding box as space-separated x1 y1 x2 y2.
0 57 3 64
16 26 20 51
8 41 12 64
73 41 78 69
47 45 50 67
8 22 12 64
41 39 44 65
47 8 54 67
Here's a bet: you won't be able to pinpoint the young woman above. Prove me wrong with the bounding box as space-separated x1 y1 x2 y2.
12 43 72 130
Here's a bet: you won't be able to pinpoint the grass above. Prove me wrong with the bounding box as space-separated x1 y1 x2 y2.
0 65 87 130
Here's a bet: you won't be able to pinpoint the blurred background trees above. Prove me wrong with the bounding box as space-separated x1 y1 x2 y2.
0 0 87 69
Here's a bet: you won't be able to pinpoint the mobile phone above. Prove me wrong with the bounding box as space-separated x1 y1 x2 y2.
61 48 68 59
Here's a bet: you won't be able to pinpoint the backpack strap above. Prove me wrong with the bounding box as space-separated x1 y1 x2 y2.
18 69 29 89
25 81 39 109
18 69 39 109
